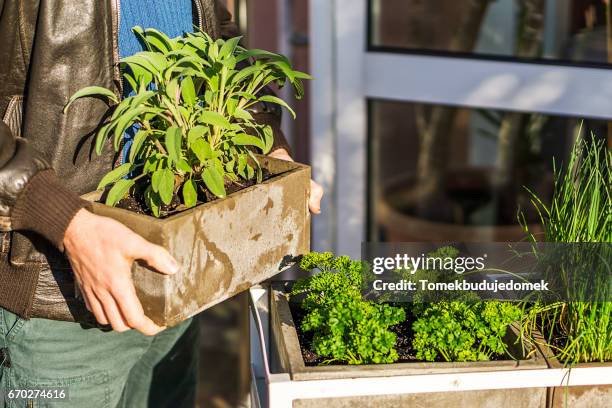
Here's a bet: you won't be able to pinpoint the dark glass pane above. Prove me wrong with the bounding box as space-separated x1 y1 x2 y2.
370 0 611 65
368 99 608 242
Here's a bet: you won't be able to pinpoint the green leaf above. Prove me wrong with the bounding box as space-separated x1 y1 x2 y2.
129 129 149 162
191 138 213 162
144 185 161 217
233 107 253 121
113 106 148 150
123 73 138 93
110 98 134 122
208 41 219 60
166 78 180 102
187 126 208 145
129 90 156 108
152 167 173 192
204 90 214 106
105 179 134 207
233 91 258 100
143 154 162 174
181 76 197 105
124 62 153 88
198 111 231 129
165 126 183 164
263 125 274 154
237 154 247 178
122 51 167 75
97 163 133 190
212 157 225 174
269 59 296 82
219 36 242 59
232 64 263 84
294 71 313 80
226 97 238 116
182 179 198 208
182 35 210 54
176 158 192 173
64 86 118 113
154 168 175 205
143 27 176 52
166 48 198 59
95 123 113 155
231 134 265 151
235 48 280 63
179 106 190 123
202 166 226 198
131 26 152 51
258 95 296 119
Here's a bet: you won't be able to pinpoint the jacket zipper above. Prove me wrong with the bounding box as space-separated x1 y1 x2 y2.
110 0 123 96
111 0 124 166
2 96 20 124
194 0 205 31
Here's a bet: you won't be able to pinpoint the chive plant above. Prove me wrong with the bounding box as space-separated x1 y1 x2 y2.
521 133 611 364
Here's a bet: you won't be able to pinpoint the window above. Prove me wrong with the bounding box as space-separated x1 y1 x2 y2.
368 99 608 242
369 0 611 66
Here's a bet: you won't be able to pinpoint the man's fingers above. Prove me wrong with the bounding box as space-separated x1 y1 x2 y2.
83 287 109 326
83 294 92 312
98 292 130 332
112 280 165 336
129 237 179 276
309 180 324 214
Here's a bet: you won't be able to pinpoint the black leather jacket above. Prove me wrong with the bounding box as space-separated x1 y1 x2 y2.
0 0 289 321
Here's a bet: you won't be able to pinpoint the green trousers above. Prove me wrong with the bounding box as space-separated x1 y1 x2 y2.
0 308 198 408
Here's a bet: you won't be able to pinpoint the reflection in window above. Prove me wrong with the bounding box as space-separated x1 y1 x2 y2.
368 100 608 242
370 0 611 65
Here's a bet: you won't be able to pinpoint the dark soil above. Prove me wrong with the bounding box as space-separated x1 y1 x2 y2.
113 169 272 218
537 318 570 363
289 302 505 366
116 194 152 215
289 303 326 365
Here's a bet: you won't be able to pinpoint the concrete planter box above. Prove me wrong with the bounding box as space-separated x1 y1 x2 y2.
270 283 548 408
83 156 310 327
535 341 612 407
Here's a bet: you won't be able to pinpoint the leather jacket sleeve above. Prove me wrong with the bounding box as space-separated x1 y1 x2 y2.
0 121 89 250
217 2 292 155
0 121 51 231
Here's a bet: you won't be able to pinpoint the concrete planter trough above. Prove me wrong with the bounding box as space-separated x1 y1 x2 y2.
83 156 310 327
535 341 612 407
269 283 549 408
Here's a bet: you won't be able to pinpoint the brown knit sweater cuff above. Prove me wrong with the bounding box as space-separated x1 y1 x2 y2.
11 170 90 251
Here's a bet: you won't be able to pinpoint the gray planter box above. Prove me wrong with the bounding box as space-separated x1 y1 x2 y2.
83 156 310 327
535 341 612 407
270 283 548 408
548 372 612 408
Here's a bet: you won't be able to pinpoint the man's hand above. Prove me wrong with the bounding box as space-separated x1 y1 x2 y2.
268 149 324 214
64 209 179 335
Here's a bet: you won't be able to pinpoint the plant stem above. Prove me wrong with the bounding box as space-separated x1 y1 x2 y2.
154 139 167 155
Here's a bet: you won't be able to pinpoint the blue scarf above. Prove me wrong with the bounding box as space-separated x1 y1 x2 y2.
118 0 194 163
119 0 194 63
